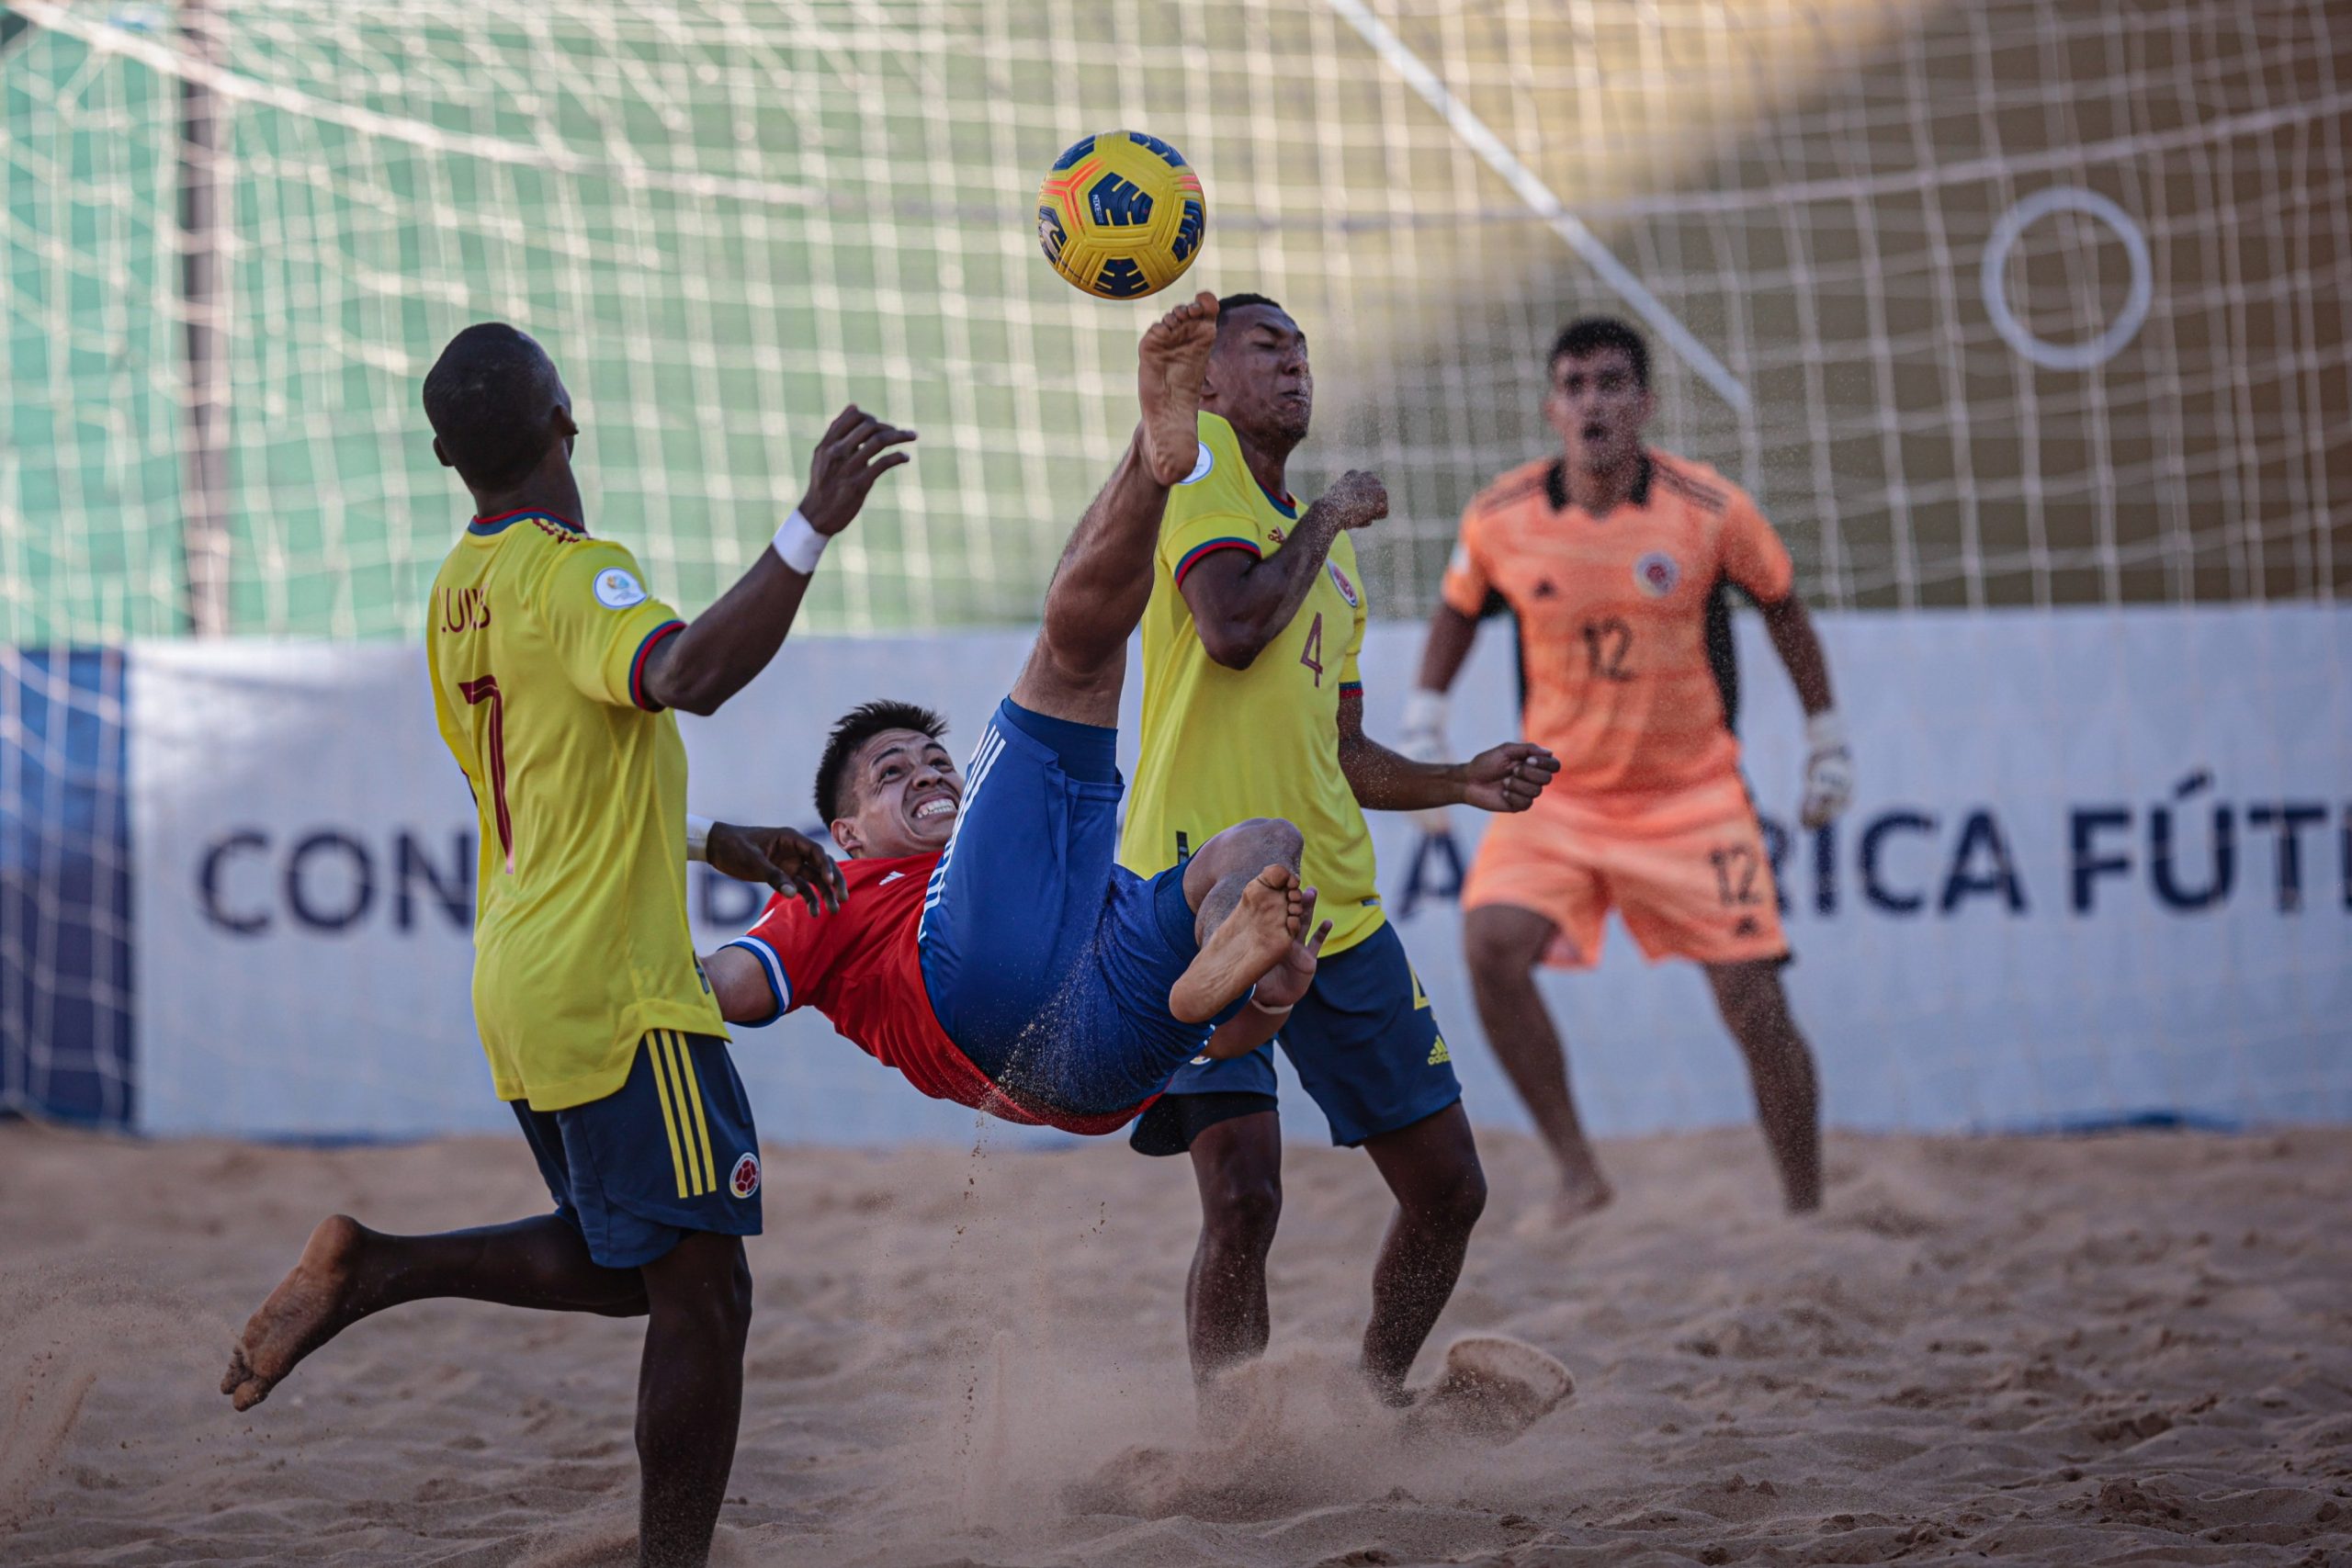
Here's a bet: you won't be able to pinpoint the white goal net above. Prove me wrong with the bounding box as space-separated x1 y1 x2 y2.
3 0 2346 1131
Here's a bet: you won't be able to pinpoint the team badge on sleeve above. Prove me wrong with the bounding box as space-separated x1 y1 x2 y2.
594 567 650 608
1633 551 1680 597
729 1152 761 1199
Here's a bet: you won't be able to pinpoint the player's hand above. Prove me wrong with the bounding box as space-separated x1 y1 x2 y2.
1251 888 1332 1014
1800 744 1853 829
1461 741 1558 814
799 405 917 536
1314 469 1389 531
707 823 847 916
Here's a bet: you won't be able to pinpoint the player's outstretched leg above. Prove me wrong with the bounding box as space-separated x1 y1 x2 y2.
221 1213 649 1411
1011 290 1218 728
1170 816 1306 1027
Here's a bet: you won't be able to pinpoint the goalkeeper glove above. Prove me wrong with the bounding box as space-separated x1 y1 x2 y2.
1399 688 1453 834
1799 710 1854 829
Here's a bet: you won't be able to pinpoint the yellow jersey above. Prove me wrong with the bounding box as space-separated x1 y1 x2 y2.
426 508 726 1111
1120 412 1383 956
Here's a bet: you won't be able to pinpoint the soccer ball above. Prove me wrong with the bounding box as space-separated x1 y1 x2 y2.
1035 130 1206 299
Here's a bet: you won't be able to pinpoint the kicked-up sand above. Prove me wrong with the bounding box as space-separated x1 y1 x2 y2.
2 1120 2347 1565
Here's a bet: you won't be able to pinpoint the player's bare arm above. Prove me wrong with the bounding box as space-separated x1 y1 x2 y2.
1759 592 1852 828
699 945 772 1024
1335 689 1556 814
639 407 916 714
1179 468 1386 669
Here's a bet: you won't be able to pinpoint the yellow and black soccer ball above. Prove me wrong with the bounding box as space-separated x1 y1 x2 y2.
1035 130 1206 299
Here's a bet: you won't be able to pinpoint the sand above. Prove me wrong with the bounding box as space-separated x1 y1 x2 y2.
3 1119 2347 1566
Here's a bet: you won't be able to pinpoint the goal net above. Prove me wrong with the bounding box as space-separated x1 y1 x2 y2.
4 0 2346 1129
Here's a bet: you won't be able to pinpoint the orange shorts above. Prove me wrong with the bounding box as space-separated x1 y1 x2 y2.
1461 773 1788 970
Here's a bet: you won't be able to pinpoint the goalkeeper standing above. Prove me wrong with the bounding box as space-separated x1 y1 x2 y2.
1403 317 1850 1224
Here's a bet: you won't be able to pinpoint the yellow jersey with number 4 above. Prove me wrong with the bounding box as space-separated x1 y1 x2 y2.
425 508 726 1111
1120 412 1383 956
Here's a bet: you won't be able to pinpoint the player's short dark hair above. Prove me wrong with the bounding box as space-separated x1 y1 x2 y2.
1549 316 1649 388
815 700 950 823
1216 291 1286 333
422 322 567 490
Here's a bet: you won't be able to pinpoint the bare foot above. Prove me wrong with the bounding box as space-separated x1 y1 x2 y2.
220 1214 367 1411
1170 863 1300 1024
1551 1170 1615 1225
1403 1335 1574 1447
1137 290 1219 485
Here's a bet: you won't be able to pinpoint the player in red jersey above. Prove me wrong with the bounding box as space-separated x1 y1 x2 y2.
699 294 1340 1129
1405 317 1852 1223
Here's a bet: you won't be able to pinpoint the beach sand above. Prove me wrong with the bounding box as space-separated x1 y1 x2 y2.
3 1121 2346 1565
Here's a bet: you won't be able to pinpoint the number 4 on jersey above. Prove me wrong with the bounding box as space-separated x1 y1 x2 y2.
1298 611 1324 685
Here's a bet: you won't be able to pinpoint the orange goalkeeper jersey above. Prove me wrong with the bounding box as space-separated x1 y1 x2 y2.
1441 451 1794 800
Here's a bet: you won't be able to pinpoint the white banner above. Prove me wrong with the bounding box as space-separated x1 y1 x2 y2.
131 606 2352 1140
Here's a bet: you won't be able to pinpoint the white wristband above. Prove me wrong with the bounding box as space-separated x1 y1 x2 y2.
685 813 714 863
771 509 827 574
1402 687 1449 734
1804 709 1847 753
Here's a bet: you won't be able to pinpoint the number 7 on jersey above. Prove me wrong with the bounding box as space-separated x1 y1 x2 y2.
458 674 515 873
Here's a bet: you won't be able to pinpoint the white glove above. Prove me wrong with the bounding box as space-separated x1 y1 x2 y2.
1399 688 1452 835
1799 710 1853 829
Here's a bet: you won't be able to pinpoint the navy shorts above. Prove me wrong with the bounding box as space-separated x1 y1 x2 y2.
1133 920 1462 1151
917 697 1217 1120
512 1031 763 1269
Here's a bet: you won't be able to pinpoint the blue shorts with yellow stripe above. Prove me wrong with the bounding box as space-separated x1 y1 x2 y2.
1132 921 1462 1152
512 1031 763 1269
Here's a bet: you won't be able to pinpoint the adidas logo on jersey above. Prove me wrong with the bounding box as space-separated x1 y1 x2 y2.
880 870 907 885
1427 1036 1452 1066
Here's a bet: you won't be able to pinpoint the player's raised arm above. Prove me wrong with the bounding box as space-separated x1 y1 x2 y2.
1181 468 1385 669
639 406 915 715
685 818 846 915
1335 687 1555 816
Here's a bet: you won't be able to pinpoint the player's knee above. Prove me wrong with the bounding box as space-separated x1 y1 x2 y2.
1464 924 1534 991
1203 1171 1283 1250
1392 1161 1486 1232
1217 816 1304 872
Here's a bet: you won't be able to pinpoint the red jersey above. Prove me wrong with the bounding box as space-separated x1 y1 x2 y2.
725 852 1143 1135
1441 450 1794 800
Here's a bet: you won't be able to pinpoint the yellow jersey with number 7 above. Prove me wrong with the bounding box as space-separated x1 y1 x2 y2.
1120 412 1383 957
425 509 726 1111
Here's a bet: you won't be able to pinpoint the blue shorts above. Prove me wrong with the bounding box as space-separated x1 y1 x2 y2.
512 1031 763 1269
917 698 1216 1120
1135 920 1462 1149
